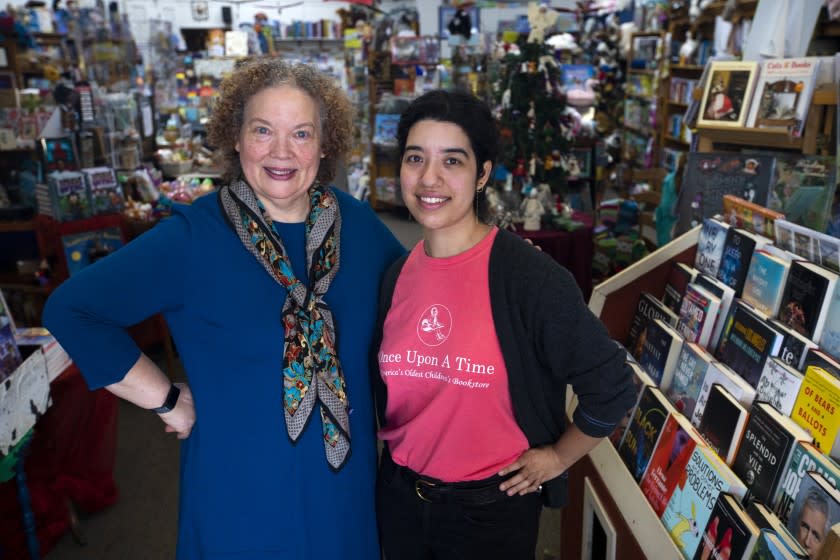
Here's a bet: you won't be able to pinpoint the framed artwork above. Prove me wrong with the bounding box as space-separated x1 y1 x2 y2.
581 477 617 560
40 136 79 172
569 148 593 179
191 0 209 21
438 6 480 44
697 61 759 128
390 36 421 65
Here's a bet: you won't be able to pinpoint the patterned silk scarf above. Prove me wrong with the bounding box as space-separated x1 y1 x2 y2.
219 179 350 470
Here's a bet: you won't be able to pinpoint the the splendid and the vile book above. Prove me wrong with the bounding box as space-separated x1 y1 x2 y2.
694 492 760 560
773 440 840 525
640 412 703 517
715 301 784 389
791 365 840 461
662 448 747 559
666 342 715 419
617 384 674 482
695 218 731 278
731 402 811 506
755 358 805 417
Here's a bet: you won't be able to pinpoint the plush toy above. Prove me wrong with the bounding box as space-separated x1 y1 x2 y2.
527 1 559 43
447 4 473 41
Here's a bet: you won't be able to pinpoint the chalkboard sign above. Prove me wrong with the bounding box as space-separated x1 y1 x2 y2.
676 152 776 235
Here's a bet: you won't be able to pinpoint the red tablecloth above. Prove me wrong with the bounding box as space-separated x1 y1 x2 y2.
0 365 118 559
514 217 594 301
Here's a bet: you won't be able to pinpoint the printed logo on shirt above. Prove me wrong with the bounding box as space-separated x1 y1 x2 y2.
417 305 452 347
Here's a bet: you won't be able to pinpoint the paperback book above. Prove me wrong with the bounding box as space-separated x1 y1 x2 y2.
47 170 91 222
715 301 784 389
694 492 760 560
627 292 678 359
638 318 685 388
716 227 771 297
0 291 22 383
802 348 840 379
745 58 820 138
617 384 673 482
698 383 749 465
791 365 840 460
755 358 805 417
677 283 722 349
664 262 699 314
610 361 656 447
777 260 838 342
666 342 715 419
82 166 124 215
741 250 792 318
695 218 731 277
773 440 840 525
61 228 124 276
693 274 736 352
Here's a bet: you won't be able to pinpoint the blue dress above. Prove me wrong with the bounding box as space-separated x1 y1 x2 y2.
43 189 405 559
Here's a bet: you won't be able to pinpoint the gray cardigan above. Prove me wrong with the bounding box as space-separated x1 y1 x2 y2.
371 228 636 507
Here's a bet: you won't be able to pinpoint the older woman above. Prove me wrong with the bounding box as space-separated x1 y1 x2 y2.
43 58 404 559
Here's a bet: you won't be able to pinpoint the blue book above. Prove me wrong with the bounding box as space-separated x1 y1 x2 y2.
695 218 730 278
665 342 713 419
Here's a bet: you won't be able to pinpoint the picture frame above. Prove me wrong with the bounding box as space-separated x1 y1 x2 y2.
697 60 759 128
581 477 617 560
40 136 79 172
569 148 593 179
438 6 480 44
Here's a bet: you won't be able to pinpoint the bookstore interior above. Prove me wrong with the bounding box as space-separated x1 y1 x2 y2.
1 0 840 558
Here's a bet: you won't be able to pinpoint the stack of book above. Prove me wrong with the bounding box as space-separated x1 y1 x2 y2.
614 205 840 559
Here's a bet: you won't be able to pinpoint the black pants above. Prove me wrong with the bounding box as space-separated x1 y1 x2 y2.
376 452 542 560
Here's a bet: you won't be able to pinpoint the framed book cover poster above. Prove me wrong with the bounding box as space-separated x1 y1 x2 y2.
698 61 759 128
40 136 79 172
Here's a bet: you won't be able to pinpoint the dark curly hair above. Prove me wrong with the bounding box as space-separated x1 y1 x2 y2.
206 57 353 185
397 90 499 223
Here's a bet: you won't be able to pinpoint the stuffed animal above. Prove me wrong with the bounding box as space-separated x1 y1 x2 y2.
527 1 559 43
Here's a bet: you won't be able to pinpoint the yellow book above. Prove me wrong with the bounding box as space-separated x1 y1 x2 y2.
792 366 840 461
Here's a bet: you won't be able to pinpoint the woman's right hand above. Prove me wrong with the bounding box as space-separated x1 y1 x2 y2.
160 382 196 439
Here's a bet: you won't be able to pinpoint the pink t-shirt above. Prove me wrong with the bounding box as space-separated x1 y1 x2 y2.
377 227 529 481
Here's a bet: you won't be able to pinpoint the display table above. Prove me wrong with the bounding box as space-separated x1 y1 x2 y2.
513 214 594 300
0 364 118 559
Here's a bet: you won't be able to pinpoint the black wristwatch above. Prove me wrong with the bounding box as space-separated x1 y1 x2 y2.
149 384 180 414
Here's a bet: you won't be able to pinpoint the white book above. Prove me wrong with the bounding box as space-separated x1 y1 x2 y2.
746 57 821 137
755 357 805 417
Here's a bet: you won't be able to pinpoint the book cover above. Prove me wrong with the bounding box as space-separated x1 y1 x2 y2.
698 60 760 128
696 218 731 278
677 154 775 236
717 228 769 297
664 262 699 314
610 361 655 447
774 440 840 526
746 58 820 138
663 447 747 559
82 166 124 215
746 501 808 559
698 384 749 465
818 280 840 363
47 170 91 222
774 219 818 263
716 302 785 389
693 274 736 352
722 193 784 239
640 413 703 517
755 358 805 417
771 320 818 372
766 154 837 233
784 472 840 559
749 530 800 559
0 315 22 383
791 366 840 461
801 348 840 380
373 114 400 147
617 385 673 481
692 361 757 428
639 318 685 388
778 260 837 341
677 283 722 349
742 250 792 318
627 292 678 359
733 402 810 506
694 493 760 560
61 227 124 276
667 342 715 419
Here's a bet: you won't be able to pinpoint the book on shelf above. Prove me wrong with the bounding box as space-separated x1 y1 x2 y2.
784 471 840 559
722 194 785 239
81 166 124 215
610 361 656 447
695 492 760 560
791 365 840 461
716 301 785 389
47 170 91 222
617 384 674 482
717 228 772 297
698 60 760 129
61 228 124 276
627 292 679 358
773 440 840 526
693 274 736 351
666 342 716 419
677 154 775 236
745 501 808 559
696 218 732 278
777 260 838 342
742 250 793 318
755 358 805 417
692 361 757 428
801 348 840 380
765 154 837 234
698 384 750 465
639 318 685 388
662 448 748 559
774 219 826 265
745 58 821 138
749 529 802 559
664 262 699 314
769 320 818 373
732 402 812 506
640 412 704 517
677 283 722 349
817 279 840 363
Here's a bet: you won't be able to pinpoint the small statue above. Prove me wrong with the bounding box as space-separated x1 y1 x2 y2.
527 1 559 44
679 32 698 65
521 189 545 231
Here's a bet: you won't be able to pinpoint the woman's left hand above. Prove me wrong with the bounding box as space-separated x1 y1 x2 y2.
497 446 566 496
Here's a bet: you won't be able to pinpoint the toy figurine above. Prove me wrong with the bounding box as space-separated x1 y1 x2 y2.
527 1 558 43
521 189 545 231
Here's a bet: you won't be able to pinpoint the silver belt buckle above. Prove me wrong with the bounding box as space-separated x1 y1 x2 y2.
415 479 436 503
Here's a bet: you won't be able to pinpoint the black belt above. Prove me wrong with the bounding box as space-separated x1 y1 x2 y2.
383 452 511 506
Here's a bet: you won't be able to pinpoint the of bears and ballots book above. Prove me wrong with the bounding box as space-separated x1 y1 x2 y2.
731 402 812 506
790 365 840 461
676 153 776 235
773 440 840 525
661 446 747 559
